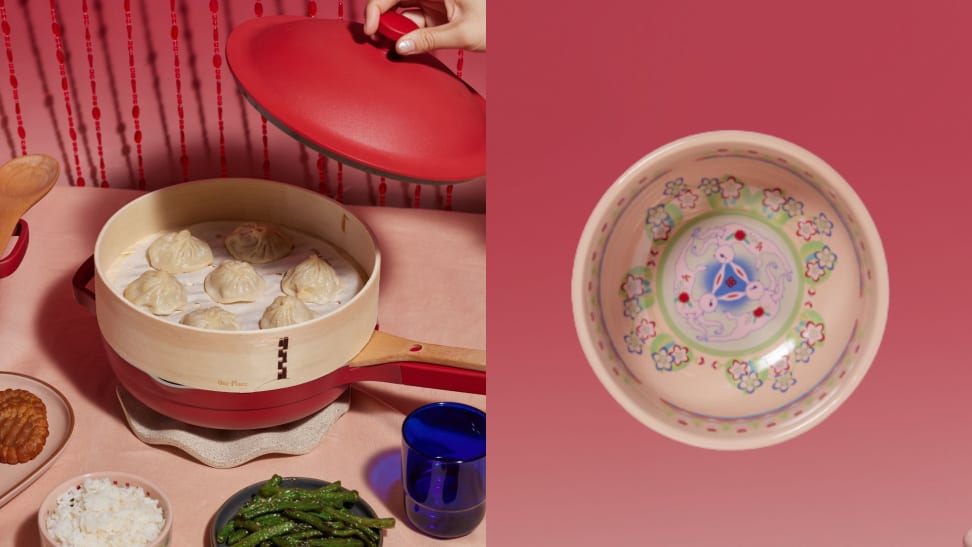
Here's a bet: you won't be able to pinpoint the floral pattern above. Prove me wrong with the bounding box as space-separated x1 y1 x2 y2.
617 173 839 397
721 177 743 201
800 321 825 346
652 343 691 372
761 188 785 211
622 274 648 299
646 204 674 241
804 245 838 283
635 318 657 341
815 213 834 236
700 177 721 195
797 219 819 241
782 197 804 218
772 370 796 393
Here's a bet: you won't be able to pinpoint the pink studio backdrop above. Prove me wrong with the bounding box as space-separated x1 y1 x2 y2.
490 1 972 546
0 0 486 211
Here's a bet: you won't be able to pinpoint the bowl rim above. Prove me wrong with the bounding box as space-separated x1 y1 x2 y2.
571 130 890 450
37 470 173 546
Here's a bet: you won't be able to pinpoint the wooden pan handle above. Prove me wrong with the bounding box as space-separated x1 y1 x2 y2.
348 330 485 372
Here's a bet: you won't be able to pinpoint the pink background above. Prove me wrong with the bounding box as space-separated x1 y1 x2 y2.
490 1 972 546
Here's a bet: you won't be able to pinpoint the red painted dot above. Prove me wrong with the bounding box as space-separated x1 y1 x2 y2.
409 344 422 352
170 25 179 40
753 307 764 318
734 230 746 240
678 292 690 303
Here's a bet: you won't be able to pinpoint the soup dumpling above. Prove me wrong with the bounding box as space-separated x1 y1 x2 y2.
124 269 187 316
146 229 214 274
224 222 294 264
204 260 266 304
259 295 318 329
181 306 241 331
281 253 341 304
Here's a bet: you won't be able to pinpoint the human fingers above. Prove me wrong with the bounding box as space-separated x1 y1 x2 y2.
396 19 485 54
363 0 403 35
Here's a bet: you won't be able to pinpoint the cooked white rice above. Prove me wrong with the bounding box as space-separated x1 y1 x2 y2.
45 477 165 547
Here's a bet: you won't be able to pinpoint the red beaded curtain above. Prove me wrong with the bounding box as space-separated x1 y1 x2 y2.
0 0 486 212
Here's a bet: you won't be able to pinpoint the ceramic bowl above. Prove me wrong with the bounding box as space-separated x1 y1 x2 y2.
38 471 173 547
572 131 889 450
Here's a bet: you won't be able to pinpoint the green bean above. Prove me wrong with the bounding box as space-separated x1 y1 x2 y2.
240 500 332 520
291 511 377 547
216 520 237 543
227 528 250 544
230 521 298 547
317 507 396 530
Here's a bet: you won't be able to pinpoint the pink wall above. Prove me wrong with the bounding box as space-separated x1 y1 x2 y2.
0 0 486 211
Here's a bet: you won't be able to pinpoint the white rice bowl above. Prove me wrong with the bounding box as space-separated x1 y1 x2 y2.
39 472 172 547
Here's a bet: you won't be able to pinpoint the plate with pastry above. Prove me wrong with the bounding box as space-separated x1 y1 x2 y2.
0 372 75 508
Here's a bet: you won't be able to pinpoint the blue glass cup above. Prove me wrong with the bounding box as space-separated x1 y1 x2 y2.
401 402 486 538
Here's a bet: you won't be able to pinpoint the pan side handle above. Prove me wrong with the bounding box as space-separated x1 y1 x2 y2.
72 255 96 314
0 219 29 278
348 361 486 394
348 330 485 371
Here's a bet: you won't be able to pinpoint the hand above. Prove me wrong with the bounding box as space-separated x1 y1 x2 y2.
363 0 486 55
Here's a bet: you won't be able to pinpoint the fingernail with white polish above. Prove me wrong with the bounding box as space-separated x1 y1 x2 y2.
396 39 414 54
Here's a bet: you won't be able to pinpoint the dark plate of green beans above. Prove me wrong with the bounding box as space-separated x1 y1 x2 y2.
210 475 395 547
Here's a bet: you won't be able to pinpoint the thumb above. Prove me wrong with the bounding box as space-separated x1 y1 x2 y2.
396 23 466 55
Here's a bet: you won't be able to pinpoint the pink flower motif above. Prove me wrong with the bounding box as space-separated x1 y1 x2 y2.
721 177 743 200
676 190 699 209
670 344 689 365
762 188 785 211
801 321 825 347
651 222 671 241
771 356 791 376
728 359 750 379
635 318 657 341
797 219 819 241
805 260 825 281
622 274 646 299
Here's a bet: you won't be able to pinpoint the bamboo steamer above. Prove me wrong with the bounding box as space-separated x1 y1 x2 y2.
92 178 380 393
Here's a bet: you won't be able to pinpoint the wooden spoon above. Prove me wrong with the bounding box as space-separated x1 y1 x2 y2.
0 155 59 254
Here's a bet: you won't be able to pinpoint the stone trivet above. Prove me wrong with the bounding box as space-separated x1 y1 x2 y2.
116 385 350 468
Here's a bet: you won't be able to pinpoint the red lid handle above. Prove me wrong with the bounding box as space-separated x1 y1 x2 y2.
377 11 418 42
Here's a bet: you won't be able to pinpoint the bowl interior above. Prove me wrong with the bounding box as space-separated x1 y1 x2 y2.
38 471 173 547
573 132 888 449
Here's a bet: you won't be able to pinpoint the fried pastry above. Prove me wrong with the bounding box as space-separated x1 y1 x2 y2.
0 388 49 464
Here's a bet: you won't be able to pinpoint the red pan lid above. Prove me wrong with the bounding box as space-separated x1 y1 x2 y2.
226 14 486 184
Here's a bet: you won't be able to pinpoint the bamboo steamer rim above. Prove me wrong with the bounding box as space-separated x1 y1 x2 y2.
92 178 382 393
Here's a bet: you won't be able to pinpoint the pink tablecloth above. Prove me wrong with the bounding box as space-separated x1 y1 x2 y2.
0 186 486 546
